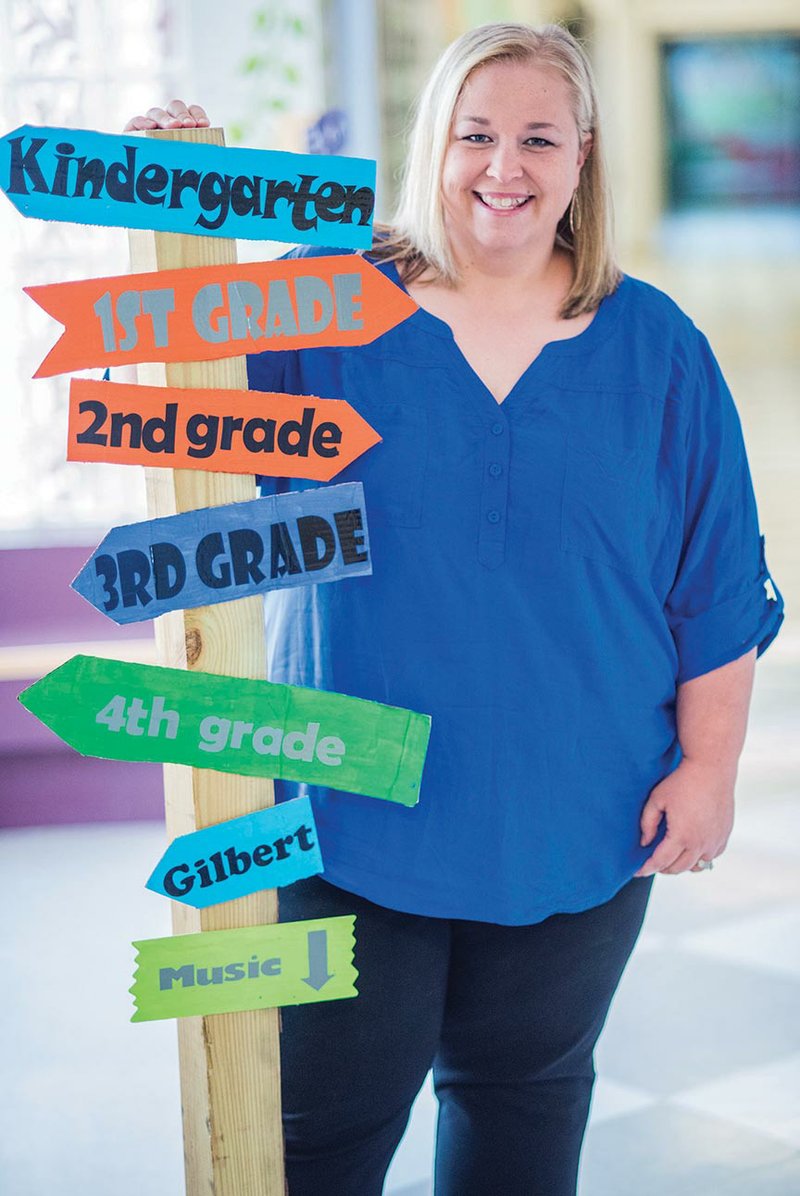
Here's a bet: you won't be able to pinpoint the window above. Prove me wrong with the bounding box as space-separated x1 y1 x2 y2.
0 0 186 542
662 35 800 211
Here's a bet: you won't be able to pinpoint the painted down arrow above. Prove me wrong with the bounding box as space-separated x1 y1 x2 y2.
303 929 334 991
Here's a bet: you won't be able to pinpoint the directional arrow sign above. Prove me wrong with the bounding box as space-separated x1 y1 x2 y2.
67 378 381 481
130 916 358 1021
146 797 323 908
26 256 417 378
19 655 430 806
1 125 375 247
71 482 371 625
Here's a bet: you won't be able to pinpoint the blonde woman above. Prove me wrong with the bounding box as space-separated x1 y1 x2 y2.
129 22 782 1195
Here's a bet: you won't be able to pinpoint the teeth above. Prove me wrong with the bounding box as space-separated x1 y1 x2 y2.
480 195 528 209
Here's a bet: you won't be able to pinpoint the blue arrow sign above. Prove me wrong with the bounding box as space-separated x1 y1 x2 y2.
71 482 371 624
146 797 323 908
1 125 375 247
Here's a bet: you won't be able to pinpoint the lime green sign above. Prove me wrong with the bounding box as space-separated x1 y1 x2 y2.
131 916 357 1022
19 655 430 806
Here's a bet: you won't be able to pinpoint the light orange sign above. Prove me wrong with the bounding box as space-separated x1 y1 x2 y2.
67 379 381 481
26 255 417 378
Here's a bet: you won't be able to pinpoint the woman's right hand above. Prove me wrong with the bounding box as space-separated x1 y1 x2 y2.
123 100 210 132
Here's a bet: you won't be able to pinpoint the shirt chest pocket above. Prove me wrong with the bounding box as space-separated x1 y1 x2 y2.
343 357 429 529
561 433 649 577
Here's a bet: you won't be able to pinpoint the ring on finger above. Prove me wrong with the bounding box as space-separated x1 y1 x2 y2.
694 858 714 871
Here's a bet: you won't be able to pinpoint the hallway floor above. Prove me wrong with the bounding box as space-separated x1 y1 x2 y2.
2 642 798 1195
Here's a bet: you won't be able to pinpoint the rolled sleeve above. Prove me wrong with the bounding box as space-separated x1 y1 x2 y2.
664 334 784 683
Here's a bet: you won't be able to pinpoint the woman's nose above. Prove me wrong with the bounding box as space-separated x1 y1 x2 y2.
486 141 524 183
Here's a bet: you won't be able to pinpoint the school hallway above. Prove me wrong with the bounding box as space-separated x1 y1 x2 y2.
1 630 798 1195
1 0 798 1188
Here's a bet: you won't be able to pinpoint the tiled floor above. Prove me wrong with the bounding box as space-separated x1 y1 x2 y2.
1 645 798 1195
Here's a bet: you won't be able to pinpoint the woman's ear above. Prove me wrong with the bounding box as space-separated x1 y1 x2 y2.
577 133 593 169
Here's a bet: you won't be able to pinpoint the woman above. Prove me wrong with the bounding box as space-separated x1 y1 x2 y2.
128 22 783 1195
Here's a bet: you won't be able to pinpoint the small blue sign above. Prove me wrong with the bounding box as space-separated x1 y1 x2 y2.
146 797 324 908
1 125 375 247
307 109 348 156
71 481 371 624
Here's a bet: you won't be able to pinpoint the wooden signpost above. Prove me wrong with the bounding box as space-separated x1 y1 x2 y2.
127 125 288 1196
9 121 428 1194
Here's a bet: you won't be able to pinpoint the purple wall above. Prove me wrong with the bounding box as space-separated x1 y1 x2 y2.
1 545 164 827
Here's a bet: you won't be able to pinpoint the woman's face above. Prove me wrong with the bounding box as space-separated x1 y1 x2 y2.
441 58 591 266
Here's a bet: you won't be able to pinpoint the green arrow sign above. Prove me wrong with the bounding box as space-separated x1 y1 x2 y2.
130 916 358 1022
18 655 430 806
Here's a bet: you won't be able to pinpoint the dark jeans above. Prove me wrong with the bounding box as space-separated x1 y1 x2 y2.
279 874 653 1196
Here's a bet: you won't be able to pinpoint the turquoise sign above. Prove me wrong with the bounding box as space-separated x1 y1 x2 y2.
1 125 375 247
146 798 323 908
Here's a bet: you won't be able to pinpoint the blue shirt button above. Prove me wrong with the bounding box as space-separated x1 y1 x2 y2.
487 510 501 524
488 463 502 477
490 422 504 436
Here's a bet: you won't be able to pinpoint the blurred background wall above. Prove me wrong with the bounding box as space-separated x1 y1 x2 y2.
1 0 797 826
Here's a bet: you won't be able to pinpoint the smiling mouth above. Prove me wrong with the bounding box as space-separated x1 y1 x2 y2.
475 193 533 210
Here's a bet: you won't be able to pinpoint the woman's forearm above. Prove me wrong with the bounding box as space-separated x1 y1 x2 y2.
636 646 757 875
676 646 757 777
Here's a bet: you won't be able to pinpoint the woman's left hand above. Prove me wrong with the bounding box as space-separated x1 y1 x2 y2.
634 757 735 877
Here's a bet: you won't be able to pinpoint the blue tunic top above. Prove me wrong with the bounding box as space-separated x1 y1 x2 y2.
247 248 784 925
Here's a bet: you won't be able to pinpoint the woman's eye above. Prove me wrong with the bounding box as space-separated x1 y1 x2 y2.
460 133 552 147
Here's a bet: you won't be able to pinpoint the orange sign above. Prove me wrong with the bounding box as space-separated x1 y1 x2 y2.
26 255 417 378
67 379 381 481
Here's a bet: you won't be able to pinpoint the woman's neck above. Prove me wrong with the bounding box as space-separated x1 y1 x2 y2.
413 244 575 315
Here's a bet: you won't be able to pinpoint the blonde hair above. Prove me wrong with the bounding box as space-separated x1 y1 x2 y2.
371 22 621 317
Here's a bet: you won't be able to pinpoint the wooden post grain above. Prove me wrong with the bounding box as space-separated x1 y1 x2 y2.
128 127 285 1196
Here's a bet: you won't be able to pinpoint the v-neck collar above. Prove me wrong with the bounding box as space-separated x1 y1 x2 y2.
384 259 627 407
